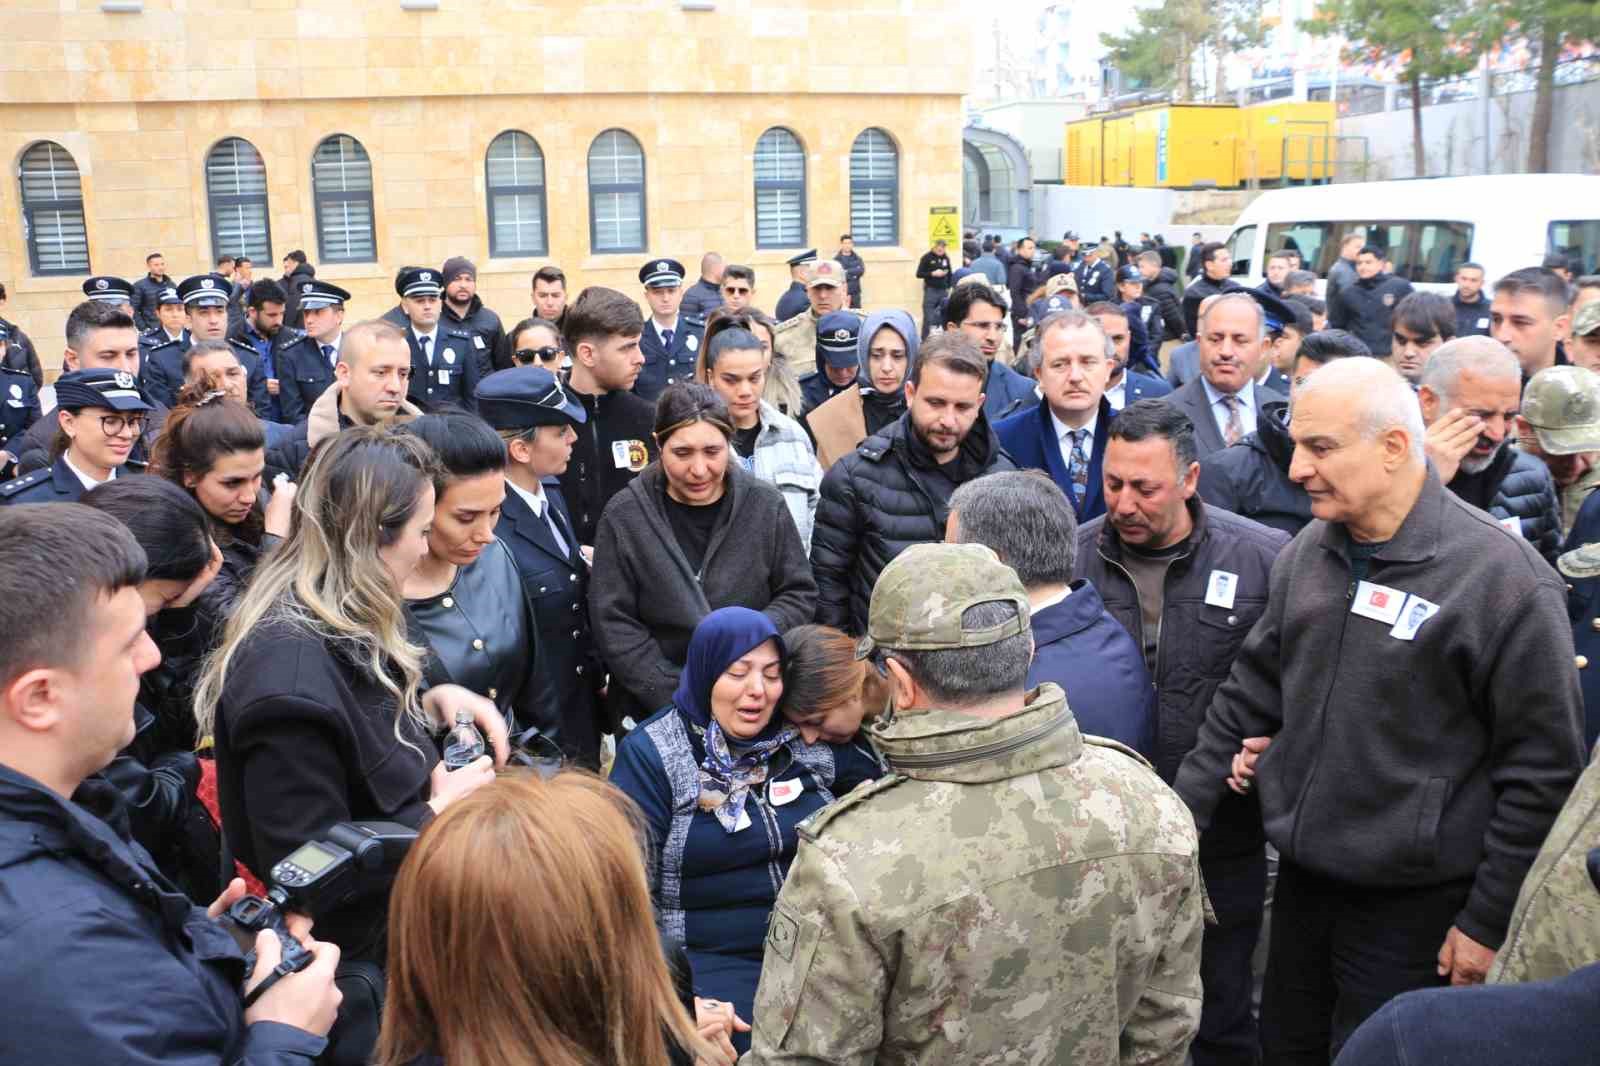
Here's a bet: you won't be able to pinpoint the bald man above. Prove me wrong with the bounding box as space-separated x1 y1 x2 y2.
1174 357 1583 1064
681 252 726 319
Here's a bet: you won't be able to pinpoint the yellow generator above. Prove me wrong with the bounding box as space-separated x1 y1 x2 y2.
1062 101 1334 188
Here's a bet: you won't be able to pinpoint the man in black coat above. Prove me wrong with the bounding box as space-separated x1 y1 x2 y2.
775 250 816 323
438 256 509 378
278 251 315 329
130 252 173 332
1328 245 1415 357
811 332 1015 636
1452 262 1492 338
915 238 953 340
836 235 866 307
1182 242 1243 338
1138 250 1186 343
555 286 658 547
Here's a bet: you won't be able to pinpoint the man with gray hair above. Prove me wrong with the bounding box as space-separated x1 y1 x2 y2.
1175 357 1584 1063
1166 291 1286 458
947 470 1155 757
746 542 1205 1065
1418 335 1561 563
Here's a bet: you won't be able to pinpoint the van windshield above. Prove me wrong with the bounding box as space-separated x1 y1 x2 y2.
1549 221 1600 276
1264 220 1473 283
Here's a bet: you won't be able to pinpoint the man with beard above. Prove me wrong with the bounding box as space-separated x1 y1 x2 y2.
943 283 1034 422
438 256 509 377
811 332 1014 635
1419 336 1561 564
1086 301 1171 411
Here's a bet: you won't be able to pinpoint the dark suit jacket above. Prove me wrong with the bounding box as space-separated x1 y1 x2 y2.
496 482 605 766
634 316 701 405
1118 369 1173 407
405 326 481 412
994 396 1112 523
1165 377 1286 459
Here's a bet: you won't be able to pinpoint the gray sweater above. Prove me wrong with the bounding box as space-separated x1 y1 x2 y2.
589 462 817 722
1174 469 1584 948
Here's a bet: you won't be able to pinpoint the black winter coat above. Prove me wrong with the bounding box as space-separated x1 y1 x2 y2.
589 462 817 723
442 295 510 376
1180 275 1242 338
1145 268 1186 342
280 262 316 329
131 273 173 332
215 616 438 965
1195 401 1313 537
0 316 42 387
1448 445 1562 566
812 412 1015 635
1076 499 1289 860
1328 272 1414 355
556 382 659 547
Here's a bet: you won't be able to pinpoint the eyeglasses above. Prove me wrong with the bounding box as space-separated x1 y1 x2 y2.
514 346 563 366
97 414 147 437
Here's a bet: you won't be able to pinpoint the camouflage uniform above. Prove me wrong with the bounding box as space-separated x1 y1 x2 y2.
744 544 1206 1066
1520 365 1600 535
1489 749 1600 985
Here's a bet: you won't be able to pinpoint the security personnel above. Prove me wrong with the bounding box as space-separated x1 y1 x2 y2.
143 274 248 409
773 259 865 398
745 543 1205 1064
80 275 135 314
476 365 605 768
0 368 152 505
139 285 185 357
0 324 40 478
775 248 817 322
1560 517 1600 751
633 257 702 404
0 287 41 387
395 266 480 412
800 311 861 416
274 279 351 423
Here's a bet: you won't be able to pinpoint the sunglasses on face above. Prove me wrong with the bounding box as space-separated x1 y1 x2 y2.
514 346 563 366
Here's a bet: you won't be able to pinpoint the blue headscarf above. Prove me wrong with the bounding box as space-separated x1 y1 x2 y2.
674 607 796 833
855 309 919 393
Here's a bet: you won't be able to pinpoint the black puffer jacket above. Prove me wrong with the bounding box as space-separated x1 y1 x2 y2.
1328 271 1414 355
1144 268 1186 342
1076 499 1290 859
812 412 1014 635
1180 275 1241 337
1196 401 1313 537
1449 445 1562 566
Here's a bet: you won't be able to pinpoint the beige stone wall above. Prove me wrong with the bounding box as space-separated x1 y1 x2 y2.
0 1 967 368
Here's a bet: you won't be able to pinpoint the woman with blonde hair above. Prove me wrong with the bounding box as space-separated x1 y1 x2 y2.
196 425 508 971
378 772 726 1066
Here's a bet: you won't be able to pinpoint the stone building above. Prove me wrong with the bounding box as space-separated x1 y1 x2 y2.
0 0 965 363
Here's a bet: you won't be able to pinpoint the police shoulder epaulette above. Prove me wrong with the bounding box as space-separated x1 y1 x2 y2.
227 336 255 351
850 307 868 318
1081 733 1157 772
682 312 705 327
445 327 473 340
797 773 907 841
773 315 807 334
0 472 42 496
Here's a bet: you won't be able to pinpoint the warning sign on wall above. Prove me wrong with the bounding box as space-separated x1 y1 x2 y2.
927 205 960 247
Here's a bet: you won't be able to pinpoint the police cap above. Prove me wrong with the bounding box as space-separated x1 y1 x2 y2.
82 276 135 305
856 543 1030 659
475 365 587 431
298 279 352 311
396 267 443 299
1116 264 1144 284
815 312 861 369
786 249 819 268
639 258 686 289
157 286 182 306
1522 365 1600 455
177 273 232 308
53 368 153 413
1248 288 1298 334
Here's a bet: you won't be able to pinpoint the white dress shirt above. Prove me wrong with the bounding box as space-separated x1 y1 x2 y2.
413 326 439 365
1200 377 1258 441
63 452 116 490
1049 406 1099 473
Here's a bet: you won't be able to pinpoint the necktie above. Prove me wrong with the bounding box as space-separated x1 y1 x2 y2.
420 335 432 365
321 343 334 367
1221 394 1244 446
1067 428 1090 506
662 328 674 350
543 500 570 559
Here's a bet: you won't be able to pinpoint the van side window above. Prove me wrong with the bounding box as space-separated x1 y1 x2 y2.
1549 221 1600 276
1227 225 1256 276
1264 220 1472 283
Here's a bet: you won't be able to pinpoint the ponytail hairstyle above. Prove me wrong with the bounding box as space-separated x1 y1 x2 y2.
153 381 267 545
193 425 440 742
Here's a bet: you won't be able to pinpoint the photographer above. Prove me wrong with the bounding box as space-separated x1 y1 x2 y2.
0 503 341 1064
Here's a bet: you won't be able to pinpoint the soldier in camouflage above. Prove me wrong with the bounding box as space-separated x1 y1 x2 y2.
744 542 1206 1066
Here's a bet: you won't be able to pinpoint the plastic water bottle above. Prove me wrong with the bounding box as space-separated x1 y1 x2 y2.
442 709 486 770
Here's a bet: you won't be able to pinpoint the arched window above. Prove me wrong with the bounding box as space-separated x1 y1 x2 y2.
205 137 271 263
754 127 806 249
485 130 548 257
18 141 89 275
312 134 376 263
849 128 899 246
587 129 645 254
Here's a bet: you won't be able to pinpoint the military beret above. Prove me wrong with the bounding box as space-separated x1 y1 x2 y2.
53 368 153 413
82 276 135 304
475 365 587 431
639 258 686 288
178 273 232 307
396 267 442 299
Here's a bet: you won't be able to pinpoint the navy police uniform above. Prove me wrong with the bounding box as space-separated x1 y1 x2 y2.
776 248 817 322
634 258 703 405
273 280 351 423
138 286 187 408
800 311 861 416
81 275 135 311
0 369 151 506
396 268 480 412
477 366 606 767
0 323 40 476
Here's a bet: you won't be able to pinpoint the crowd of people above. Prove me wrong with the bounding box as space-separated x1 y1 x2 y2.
1 221 1599 1066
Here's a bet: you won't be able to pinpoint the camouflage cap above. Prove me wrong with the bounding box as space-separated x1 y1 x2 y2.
1559 540 1600 580
1574 300 1600 339
856 543 1030 659
1521 365 1600 454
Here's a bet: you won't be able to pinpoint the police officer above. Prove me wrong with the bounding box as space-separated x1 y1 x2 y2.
395 266 480 412
0 324 40 478
633 257 702 404
745 542 1205 1064
274 279 351 424
476 365 605 769
775 249 817 322
139 284 185 353
799 311 860 416
143 274 261 411
0 368 152 505
80 275 135 314
0 282 41 387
